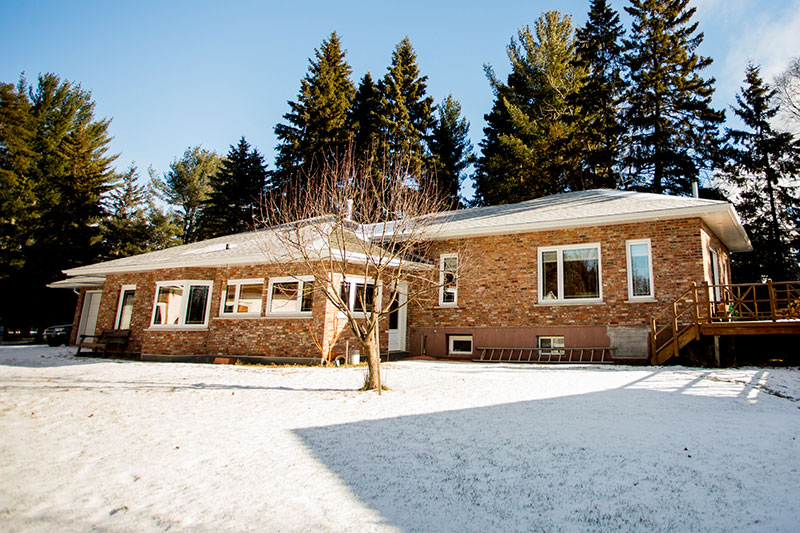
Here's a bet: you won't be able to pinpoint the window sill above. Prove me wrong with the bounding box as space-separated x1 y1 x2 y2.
535 300 605 307
263 313 313 320
435 304 459 309
624 298 657 304
146 326 209 331
215 314 262 320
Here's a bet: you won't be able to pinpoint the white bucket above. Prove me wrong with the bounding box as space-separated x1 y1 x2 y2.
348 350 360 365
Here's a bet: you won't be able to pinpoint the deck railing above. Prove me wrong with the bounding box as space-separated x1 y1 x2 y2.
650 280 800 362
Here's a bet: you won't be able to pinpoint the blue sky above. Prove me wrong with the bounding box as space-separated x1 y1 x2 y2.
2 0 799 195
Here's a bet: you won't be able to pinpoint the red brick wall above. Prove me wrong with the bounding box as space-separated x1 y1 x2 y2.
407 218 715 358
93 264 389 359
80 216 731 361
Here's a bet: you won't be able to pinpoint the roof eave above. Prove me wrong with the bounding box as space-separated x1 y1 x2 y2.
426 203 752 251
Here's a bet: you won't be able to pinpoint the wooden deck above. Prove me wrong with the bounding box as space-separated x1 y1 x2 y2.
651 280 800 365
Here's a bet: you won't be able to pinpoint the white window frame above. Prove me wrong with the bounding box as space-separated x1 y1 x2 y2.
339 276 380 317
626 239 655 300
438 253 458 307
537 335 565 356
114 284 136 329
448 335 473 355
220 278 264 317
537 243 603 304
150 280 214 329
266 276 315 317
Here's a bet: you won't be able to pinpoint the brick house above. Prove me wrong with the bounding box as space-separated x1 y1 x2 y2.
52 189 751 363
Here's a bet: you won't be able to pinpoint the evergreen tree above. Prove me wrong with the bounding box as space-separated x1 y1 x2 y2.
474 11 584 205
151 146 220 243
145 202 183 251
100 165 152 259
200 137 269 238
100 165 181 257
0 73 116 331
570 0 625 189
376 37 434 171
721 64 800 281
350 73 382 163
429 95 473 208
0 79 36 280
273 31 355 192
622 0 724 194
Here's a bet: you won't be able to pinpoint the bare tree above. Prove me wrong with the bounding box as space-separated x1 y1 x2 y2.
775 57 800 128
259 153 463 392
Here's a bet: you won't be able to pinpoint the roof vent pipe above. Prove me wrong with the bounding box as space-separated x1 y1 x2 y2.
692 180 699 199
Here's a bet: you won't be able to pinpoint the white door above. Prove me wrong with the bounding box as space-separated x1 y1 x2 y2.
78 290 102 340
387 283 407 352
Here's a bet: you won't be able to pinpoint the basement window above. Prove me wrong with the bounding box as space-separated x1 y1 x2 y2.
538 336 565 356
448 335 473 356
151 280 213 328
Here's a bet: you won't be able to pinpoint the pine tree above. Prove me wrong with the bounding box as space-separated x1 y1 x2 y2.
570 0 625 189
429 95 473 208
623 0 724 194
376 37 434 171
0 73 117 332
0 79 36 281
200 137 269 238
350 73 382 163
273 31 355 192
151 146 220 243
721 64 800 281
100 165 155 259
474 11 584 205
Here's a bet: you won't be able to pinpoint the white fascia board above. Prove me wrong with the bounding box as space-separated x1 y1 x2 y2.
424 203 752 252
62 252 298 277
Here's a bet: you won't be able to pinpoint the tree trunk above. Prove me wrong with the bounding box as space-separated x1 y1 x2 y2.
362 327 381 393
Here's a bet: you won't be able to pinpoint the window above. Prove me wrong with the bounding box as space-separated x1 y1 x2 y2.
448 335 473 355
340 278 376 314
626 239 654 300
221 278 264 316
114 285 136 329
151 280 213 328
266 277 314 316
439 253 458 306
538 336 565 356
538 244 602 303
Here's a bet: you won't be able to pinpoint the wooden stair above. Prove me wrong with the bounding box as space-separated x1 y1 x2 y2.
650 280 800 365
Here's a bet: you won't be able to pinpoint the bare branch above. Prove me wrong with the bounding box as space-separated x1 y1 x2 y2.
256 146 468 391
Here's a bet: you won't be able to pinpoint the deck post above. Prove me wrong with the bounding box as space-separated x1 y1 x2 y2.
650 316 658 364
768 278 777 321
690 282 700 340
714 336 721 367
672 301 680 359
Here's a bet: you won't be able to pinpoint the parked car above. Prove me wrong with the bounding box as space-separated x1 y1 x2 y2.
43 324 72 347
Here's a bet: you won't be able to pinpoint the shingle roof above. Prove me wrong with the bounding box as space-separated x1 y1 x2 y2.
62 189 751 279
375 189 751 252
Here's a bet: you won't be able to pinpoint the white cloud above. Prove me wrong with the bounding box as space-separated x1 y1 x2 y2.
717 1 800 101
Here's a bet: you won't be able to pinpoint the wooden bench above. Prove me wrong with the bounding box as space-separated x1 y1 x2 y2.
76 329 131 357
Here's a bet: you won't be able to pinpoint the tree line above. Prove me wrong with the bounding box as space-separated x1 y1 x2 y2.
1 0 799 332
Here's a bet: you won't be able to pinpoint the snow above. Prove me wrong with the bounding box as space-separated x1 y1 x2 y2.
1 345 799 532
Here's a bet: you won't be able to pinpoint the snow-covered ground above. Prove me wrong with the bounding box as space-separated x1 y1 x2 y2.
1 345 799 532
